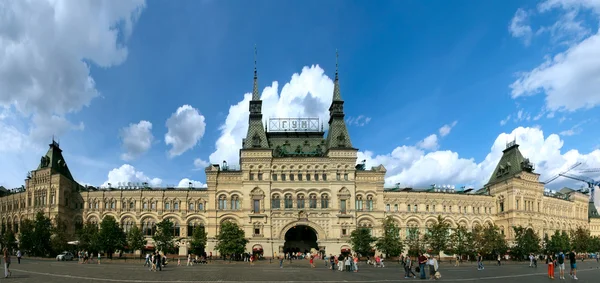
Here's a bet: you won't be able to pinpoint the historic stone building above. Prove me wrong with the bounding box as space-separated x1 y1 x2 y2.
1 62 599 257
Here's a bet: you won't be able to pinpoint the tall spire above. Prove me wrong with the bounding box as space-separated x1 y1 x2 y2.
244 45 269 149
326 49 353 150
252 45 260 100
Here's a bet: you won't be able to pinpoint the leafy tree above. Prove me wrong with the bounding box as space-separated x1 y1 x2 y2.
424 215 451 257
511 226 541 260
17 219 35 254
77 222 100 253
2 230 17 252
545 230 570 254
32 212 53 256
98 216 126 258
153 219 176 253
375 217 403 257
50 222 69 254
473 224 507 258
405 227 425 257
350 228 376 256
126 225 147 254
189 226 208 255
570 227 590 252
215 221 248 256
589 236 600 253
447 225 473 259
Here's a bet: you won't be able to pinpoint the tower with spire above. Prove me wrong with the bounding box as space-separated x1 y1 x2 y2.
325 50 354 150
243 46 269 149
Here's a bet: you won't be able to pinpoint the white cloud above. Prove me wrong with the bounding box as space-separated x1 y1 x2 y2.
500 115 511 126
509 8 534 45
417 134 439 151
103 164 162 187
359 127 600 192
209 65 335 165
165 105 207 158
438 121 458 137
28 114 85 143
510 1 600 112
347 115 372 127
120 120 154 161
193 158 210 170
177 178 207 188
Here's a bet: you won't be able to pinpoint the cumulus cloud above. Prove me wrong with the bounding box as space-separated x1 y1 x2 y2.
509 8 533 45
209 65 335 165
177 178 207 188
193 158 210 170
103 164 162 187
120 120 154 161
417 134 439 151
347 115 372 127
165 105 207 158
359 127 600 191
438 121 458 137
510 1 600 112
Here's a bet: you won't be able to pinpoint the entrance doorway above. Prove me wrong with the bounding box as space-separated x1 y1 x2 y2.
283 225 318 254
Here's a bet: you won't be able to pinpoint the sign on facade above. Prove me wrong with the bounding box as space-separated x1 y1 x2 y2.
269 118 320 132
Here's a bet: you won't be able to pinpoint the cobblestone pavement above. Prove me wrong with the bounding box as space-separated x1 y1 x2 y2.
4 259 600 282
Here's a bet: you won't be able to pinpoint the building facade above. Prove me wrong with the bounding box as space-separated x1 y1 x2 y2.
1 63 600 256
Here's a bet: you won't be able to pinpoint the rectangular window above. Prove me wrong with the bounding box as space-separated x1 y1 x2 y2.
272 198 280 209
281 174 286 181
298 198 305 209
394 204 398 212
151 202 156 210
198 203 204 210
298 174 303 181
413 204 417 212
336 173 341 181
322 173 327 181
189 203 194 211
285 197 293 209
254 228 260 236
344 173 348 181
321 197 328 209
426 205 430 212
516 199 519 210
432 205 436 211
314 174 319 181
309 198 317 208
356 200 363 211
340 200 346 213
306 174 311 181
258 173 263 181
253 200 260 213
367 200 373 211
165 203 170 210
290 174 295 181
342 229 347 236
385 204 390 211
500 202 504 212
272 174 277 181
407 205 411 212
174 202 179 210
249 173 254 181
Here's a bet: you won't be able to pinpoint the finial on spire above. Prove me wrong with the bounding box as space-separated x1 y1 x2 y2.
335 49 339 80
254 44 257 79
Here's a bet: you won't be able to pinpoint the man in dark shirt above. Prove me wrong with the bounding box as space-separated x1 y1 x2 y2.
568 250 578 280
418 253 427 279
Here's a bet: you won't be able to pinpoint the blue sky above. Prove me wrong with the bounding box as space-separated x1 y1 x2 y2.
1 0 600 200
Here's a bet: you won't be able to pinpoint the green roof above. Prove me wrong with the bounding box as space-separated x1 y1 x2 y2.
36 140 74 181
486 142 535 186
589 200 600 219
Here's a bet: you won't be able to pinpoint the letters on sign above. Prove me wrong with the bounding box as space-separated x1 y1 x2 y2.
269 118 320 132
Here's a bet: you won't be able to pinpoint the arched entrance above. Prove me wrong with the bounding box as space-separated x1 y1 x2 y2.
284 225 318 254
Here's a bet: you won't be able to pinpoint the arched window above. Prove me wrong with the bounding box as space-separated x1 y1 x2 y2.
187 220 204 237
356 195 364 211
321 194 329 209
174 201 179 211
271 194 280 209
142 219 156 236
218 195 227 210
366 195 374 211
122 217 135 233
167 218 180 237
284 194 293 209
231 195 240 210
309 194 317 209
297 194 305 209
165 201 171 210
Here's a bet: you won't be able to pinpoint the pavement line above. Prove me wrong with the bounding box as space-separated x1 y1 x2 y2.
9 268 598 283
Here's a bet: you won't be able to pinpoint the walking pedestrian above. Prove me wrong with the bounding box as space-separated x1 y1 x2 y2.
3 247 11 278
404 256 416 278
569 249 578 280
418 253 427 279
546 253 555 279
16 250 21 264
557 251 566 279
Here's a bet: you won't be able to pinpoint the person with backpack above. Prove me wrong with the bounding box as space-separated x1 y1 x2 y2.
557 251 566 280
404 256 416 278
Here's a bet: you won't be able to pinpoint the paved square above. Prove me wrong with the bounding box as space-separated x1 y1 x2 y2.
4 258 600 282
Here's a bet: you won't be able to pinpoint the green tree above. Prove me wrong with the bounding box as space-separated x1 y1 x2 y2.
190 226 208 255
424 215 451 257
405 227 425 257
589 236 600 253
17 219 35 254
511 226 541 260
350 228 376 256
215 221 248 256
545 230 570 254
77 222 100 253
375 217 403 257
31 212 53 256
98 216 126 259
447 225 474 259
473 224 507 258
153 219 175 253
2 230 17 252
570 227 590 252
50 222 69 254
126 225 147 255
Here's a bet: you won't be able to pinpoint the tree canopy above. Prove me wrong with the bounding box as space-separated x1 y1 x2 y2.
350 227 376 256
98 216 126 258
424 215 451 257
473 224 507 257
375 217 403 257
190 226 208 255
511 226 541 259
447 225 474 258
153 219 176 253
215 221 248 256
405 227 425 257
126 224 147 254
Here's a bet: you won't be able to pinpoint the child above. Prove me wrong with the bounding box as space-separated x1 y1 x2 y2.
177 258 181 266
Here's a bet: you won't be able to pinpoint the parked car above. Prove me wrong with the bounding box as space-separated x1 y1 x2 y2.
56 251 74 261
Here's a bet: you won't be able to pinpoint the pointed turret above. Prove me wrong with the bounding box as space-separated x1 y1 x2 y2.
37 138 74 181
486 140 535 186
326 50 353 149
243 46 269 149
